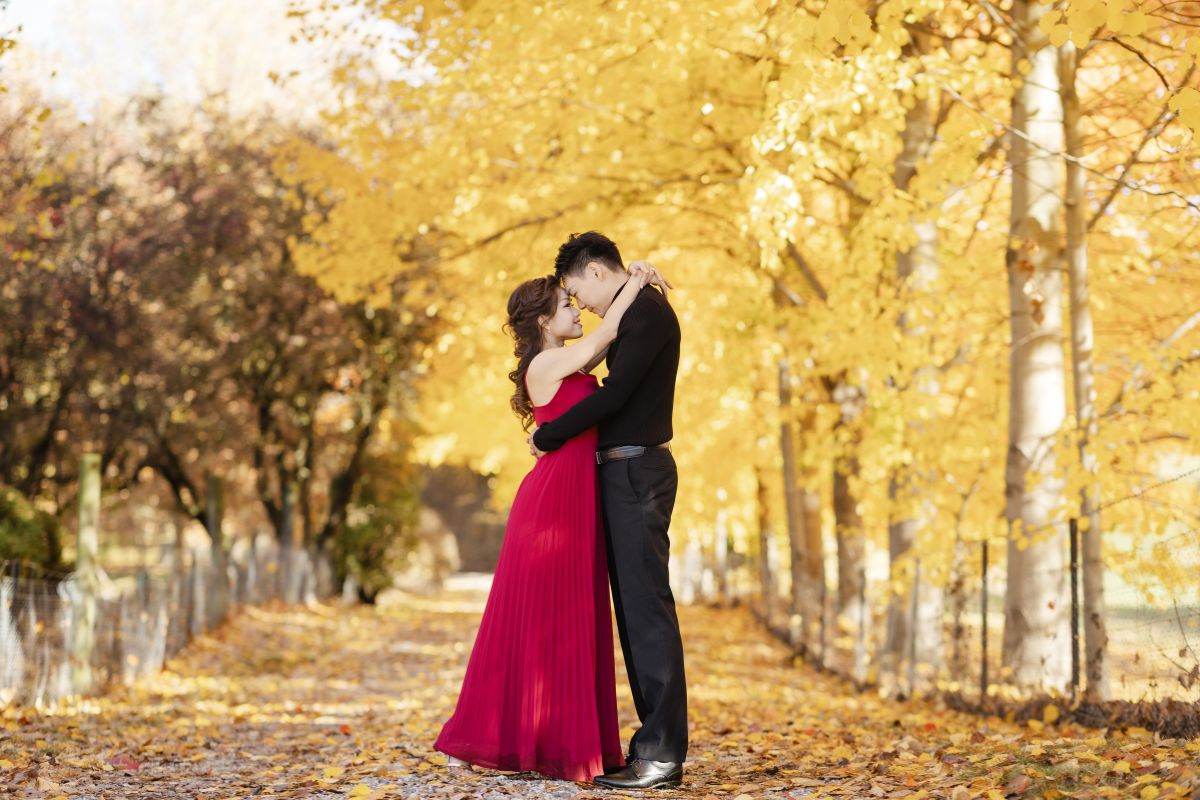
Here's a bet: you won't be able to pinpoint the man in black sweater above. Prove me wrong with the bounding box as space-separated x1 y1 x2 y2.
529 231 687 790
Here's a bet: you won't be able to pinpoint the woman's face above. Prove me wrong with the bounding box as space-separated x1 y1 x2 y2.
543 287 583 341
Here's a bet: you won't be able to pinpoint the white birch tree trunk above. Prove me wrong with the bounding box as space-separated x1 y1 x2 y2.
1002 0 1071 691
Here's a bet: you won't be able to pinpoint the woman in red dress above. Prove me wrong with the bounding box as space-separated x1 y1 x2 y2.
432 266 656 782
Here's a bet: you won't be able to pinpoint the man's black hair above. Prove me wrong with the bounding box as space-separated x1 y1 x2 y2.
553 231 624 281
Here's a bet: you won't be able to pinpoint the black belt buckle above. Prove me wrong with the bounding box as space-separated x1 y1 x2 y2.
596 443 670 465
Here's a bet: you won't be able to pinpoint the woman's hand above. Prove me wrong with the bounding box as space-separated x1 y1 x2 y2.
627 260 675 299
527 427 545 459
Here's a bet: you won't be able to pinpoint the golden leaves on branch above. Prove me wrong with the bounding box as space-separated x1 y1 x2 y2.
1037 0 1199 137
1038 0 1150 49
816 0 874 53
1168 88 1200 135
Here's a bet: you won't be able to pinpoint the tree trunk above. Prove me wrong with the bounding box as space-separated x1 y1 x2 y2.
205 471 229 623
316 390 388 548
71 453 101 695
800 482 826 661
1002 0 1071 691
832 378 866 625
832 384 867 682
882 56 944 693
1060 42 1109 700
714 508 730 606
769 263 829 661
300 427 316 550
756 468 779 627
947 520 971 679
833 457 865 618
779 358 814 651
883 508 917 692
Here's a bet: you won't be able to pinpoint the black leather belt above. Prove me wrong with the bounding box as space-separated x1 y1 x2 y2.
596 443 671 465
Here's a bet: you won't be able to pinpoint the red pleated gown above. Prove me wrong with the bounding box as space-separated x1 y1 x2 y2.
433 371 625 782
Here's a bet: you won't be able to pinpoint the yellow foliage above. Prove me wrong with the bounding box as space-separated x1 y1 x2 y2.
280 0 1200 598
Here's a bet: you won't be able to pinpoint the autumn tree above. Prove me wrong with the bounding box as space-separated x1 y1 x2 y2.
285 0 784 537
0 88 435 588
290 0 1200 700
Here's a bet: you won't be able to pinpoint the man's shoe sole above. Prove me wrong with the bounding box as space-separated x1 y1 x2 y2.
594 774 682 790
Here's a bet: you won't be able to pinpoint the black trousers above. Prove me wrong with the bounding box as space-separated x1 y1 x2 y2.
599 447 688 763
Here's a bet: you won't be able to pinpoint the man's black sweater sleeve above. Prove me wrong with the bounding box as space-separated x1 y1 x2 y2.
532 301 668 452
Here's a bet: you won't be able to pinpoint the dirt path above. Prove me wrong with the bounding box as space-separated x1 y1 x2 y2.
3 574 1198 799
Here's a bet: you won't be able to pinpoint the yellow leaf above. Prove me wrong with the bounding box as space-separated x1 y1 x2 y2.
1175 87 1200 111
1123 11 1150 35
1181 106 1200 133
1037 10 1063 34
1073 1 1107 29
816 9 841 43
349 784 373 799
1140 787 1159 800
1106 2 1127 33
1043 703 1060 724
323 765 345 779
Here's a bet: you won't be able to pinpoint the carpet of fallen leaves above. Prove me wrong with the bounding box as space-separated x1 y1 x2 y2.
3 573 1200 800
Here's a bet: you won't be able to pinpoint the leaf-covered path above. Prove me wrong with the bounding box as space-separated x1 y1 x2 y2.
4 575 1200 800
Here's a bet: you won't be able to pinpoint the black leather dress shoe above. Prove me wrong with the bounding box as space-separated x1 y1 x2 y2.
593 758 683 789
602 753 635 775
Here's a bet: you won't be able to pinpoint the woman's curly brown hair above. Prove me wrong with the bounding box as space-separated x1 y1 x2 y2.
504 275 561 431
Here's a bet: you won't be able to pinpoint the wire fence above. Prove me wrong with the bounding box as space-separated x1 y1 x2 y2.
1 537 336 709
672 463 1200 730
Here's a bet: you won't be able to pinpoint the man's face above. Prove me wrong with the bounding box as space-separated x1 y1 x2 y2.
563 263 612 317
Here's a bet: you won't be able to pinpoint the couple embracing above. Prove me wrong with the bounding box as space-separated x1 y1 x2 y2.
433 231 689 790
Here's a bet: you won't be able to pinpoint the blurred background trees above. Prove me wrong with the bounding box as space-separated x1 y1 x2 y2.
0 86 437 594
2 0 1200 707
